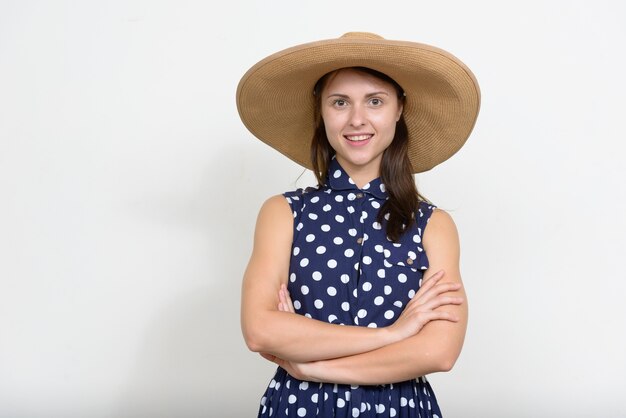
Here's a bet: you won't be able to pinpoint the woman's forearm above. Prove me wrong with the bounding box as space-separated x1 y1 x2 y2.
305 316 466 385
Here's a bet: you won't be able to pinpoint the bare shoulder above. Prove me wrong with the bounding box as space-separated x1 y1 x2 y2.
423 208 460 253
253 194 294 245
257 194 293 223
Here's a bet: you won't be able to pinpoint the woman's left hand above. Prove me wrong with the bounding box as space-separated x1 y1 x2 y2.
260 352 320 382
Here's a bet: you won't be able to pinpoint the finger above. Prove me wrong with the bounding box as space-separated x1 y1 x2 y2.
417 295 464 313
411 281 462 306
283 284 296 313
417 310 461 324
278 286 289 311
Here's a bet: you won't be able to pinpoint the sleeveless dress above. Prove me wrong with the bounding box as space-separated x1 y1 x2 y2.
258 158 442 418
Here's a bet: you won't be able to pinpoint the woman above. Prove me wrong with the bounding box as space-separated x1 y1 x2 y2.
237 32 480 418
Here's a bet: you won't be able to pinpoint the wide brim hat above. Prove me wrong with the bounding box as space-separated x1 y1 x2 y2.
236 32 480 173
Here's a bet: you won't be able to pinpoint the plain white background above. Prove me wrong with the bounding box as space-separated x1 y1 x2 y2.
1 1 625 417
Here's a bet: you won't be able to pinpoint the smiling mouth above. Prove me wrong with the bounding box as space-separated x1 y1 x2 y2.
344 134 373 142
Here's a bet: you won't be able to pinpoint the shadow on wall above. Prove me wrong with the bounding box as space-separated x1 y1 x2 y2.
110 143 273 417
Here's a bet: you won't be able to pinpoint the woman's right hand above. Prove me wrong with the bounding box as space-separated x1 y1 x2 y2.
387 270 464 341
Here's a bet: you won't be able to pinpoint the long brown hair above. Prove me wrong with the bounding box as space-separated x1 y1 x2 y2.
310 67 428 242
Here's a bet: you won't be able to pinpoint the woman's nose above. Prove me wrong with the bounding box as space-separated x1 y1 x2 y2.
349 105 366 127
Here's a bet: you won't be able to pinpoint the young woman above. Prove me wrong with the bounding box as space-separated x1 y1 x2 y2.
237 32 480 418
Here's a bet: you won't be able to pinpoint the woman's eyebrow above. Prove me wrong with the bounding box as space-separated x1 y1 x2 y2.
326 91 391 99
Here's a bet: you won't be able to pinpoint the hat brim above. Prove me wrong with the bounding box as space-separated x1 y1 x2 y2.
236 34 481 173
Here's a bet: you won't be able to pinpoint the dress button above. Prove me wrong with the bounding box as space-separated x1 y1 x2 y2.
356 193 364 198
356 237 363 244
406 258 414 265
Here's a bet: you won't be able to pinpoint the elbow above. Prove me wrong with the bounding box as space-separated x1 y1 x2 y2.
436 353 459 373
243 330 263 353
241 317 271 353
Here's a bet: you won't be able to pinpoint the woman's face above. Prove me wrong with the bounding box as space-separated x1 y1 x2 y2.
320 68 403 184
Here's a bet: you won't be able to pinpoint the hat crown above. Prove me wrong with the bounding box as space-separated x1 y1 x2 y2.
339 32 384 40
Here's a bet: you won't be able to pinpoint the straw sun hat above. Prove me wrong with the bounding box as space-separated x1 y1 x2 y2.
236 32 480 174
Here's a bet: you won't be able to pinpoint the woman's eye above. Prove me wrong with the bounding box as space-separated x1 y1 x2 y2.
370 98 382 106
333 99 347 107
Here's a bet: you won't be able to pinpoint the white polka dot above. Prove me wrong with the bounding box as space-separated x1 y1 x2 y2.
333 237 344 245
384 310 395 319
327 286 337 296
327 259 337 268
380 184 386 193
316 246 326 254
348 192 356 200
398 273 407 283
321 224 331 232
357 309 367 318
384 285 392 295
390 407 397 417
308 213 318 220
335 195 344 202
337 398 346 408
297 407 307 417
348 228 357 236
374 296 384 305
377 269 385 278
341 274 350 283
294 300 301 309
353 288 358 298
362 282 372 291
347 206 355 214
409 399 415 408
293 247 300 256
344 248 354 257
408 289 416 298
333 169 341 178
413 234 421 243
384 249 391 258
328 314 338 322
311 393 319 403
312 271 322 281
314 299 324 309
376 404 385 413
374 244 384 253
367 322 378 328
300 258 309 267
371 201 381 209
352 407 360 417
400 397 408 407
299 381 309 390
288 394 297 404
290 273 296 282
341 302 350 311
361 402 367 412
372 221 382 230
305 234 315 242
363 256 372 265
408 251 416 259
383 259 393 268
301 285 309 295
394 300 403 308
335 214 344 223
269 379 276 388
323 204 332 212
296 222 303 231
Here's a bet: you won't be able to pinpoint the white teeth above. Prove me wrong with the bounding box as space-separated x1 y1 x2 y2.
345 134 372 142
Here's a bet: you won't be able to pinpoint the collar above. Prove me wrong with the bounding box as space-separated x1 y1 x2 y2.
326 157 388 200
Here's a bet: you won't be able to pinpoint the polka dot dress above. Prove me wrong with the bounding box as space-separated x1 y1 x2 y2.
258 158 442 418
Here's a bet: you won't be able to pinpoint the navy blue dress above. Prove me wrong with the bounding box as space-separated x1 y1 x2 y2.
258 158 442 418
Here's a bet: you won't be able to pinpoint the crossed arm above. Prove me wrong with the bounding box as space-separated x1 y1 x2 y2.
240 195 468 385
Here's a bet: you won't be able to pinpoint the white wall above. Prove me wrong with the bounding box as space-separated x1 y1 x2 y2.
1 1 625 417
